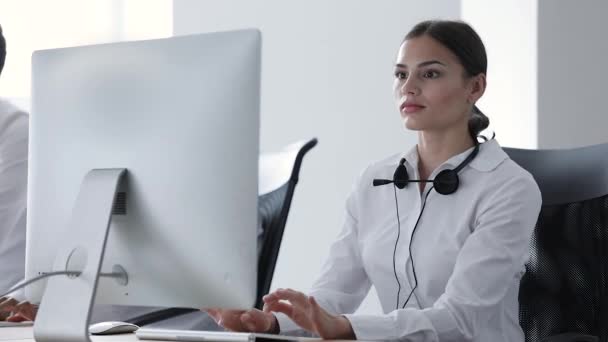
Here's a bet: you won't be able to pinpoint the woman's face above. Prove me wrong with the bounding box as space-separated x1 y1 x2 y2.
393 35 482 133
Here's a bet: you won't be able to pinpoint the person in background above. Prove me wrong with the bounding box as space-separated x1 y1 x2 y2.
0 23 34 322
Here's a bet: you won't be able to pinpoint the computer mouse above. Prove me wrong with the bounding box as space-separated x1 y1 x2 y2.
89 321 139 335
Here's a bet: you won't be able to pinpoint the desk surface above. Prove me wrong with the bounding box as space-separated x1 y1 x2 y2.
2 327 134 342
1 326 363 342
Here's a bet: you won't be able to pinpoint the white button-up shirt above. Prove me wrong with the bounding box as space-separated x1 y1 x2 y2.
277 139 542 341
0 98 28 298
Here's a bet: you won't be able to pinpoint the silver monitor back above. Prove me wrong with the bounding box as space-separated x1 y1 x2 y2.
26 29 260 309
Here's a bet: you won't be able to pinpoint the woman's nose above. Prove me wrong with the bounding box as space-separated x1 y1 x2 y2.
401 77 420 96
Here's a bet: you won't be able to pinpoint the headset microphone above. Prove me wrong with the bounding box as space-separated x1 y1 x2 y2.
373 158 435 188
372 179 393 186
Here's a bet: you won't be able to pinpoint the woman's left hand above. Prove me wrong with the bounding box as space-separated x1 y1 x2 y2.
262 288 355 340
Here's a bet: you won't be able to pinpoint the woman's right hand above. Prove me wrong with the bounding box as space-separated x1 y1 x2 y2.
205 308 278 333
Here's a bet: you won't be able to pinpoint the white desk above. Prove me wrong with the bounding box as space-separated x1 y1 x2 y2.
1 327 362 342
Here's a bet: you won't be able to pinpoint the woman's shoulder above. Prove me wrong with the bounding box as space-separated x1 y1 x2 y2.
475 141 542 205
469 140 534 180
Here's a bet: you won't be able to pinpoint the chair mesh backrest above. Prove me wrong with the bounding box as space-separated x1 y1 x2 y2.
254 138 317 309
258 184 290 253
519 195 608 342
256 183 293 308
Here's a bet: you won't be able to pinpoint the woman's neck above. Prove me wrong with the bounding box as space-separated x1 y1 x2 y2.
416 128 475 180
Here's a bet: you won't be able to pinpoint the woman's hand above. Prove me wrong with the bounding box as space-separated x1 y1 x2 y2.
0 297 38 322
262 288 355 339
205 308 278 333
0 297 16 321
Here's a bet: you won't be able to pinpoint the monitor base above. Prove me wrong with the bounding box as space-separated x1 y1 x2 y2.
33 169 127 342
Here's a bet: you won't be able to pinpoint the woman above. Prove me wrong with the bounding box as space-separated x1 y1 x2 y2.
208 19 541 341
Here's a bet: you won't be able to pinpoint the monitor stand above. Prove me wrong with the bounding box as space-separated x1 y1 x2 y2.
33 169 129 342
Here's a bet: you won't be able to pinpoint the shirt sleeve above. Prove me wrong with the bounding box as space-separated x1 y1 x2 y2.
277 174 372 332
0 112 29 300
343 173 542 341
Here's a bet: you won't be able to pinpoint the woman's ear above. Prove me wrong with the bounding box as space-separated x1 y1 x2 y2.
468 73 487 103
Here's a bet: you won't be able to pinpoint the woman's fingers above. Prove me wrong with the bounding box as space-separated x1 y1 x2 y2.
0 302 14 320
203 309 247 331
263 288 308 313
262 289 317 332
262 293 282 312
240 313 256 331
0 297 17 319
263 288 309 320
224 310 248 332
273 288 310 308
6 313 28 322
7 301 37 322
248 309 272 331
240 312 265 332
262 292 279 304
240 309 274 333
263 300 294 317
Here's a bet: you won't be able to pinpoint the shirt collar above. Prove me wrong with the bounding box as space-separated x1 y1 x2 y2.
400 139 508 174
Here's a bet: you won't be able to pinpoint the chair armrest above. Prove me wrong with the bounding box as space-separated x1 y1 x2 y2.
541 333 599 342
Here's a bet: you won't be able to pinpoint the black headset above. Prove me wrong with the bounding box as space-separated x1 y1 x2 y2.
372 142 480 309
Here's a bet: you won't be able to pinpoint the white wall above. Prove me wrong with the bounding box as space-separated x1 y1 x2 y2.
537 0 608 149
461 0 538 149
0 0 171 106
464 0 608 150
173 0 460 313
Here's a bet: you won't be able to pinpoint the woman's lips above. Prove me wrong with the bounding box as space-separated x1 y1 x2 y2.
401 104 426 114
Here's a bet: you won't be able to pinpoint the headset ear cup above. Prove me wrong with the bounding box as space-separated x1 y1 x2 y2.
434 169 459 195
393 163 409 189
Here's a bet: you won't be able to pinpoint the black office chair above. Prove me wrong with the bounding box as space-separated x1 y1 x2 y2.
110 138 318 327
255 137 317 309
504 143 608 342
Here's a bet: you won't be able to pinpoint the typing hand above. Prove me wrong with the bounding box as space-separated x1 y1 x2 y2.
0 297 37 322
262 288 355 340
0 297 14 321
205 308 278 333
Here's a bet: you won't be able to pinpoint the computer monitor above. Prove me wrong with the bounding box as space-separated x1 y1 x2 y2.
25 29 261 339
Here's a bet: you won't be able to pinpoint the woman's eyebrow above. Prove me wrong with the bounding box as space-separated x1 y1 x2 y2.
395 60 447 69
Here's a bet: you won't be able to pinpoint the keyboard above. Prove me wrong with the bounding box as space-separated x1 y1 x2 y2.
135 327 311 341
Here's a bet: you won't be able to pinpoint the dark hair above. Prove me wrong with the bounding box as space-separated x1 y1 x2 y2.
0 24 5 77
405 20 490 142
